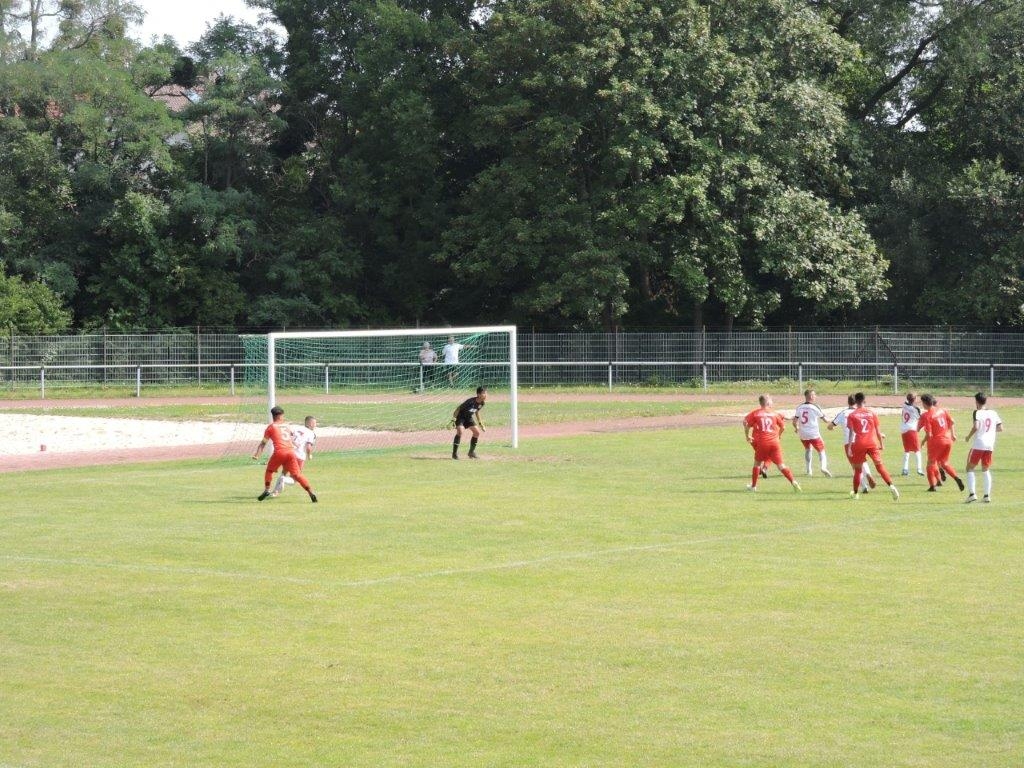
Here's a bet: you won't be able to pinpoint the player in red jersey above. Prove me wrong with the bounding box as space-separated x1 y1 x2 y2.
253 406 318 503
743 394 801 492
917 394 964 493
845 392 900 501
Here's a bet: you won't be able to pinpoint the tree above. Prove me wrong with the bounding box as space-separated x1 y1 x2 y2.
52 0 143 64
442 0 888 329
249 0 481 326
179 50 284 189
0 46 180 324
85 185 253 327
0 110 78 295
837 0 1024 325
189 14 283 76
0 263 71 332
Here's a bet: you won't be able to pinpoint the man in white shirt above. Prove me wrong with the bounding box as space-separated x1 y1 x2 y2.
441 335 472 386
899 392 924 476
829 393 875 492
271 416 317 496
963 392 1003 503
442 336 464 363
792 389 832 477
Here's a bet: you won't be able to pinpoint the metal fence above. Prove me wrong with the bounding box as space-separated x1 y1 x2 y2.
2 328 1024 396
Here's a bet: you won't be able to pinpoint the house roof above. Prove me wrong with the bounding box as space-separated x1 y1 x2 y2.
145 84 204 113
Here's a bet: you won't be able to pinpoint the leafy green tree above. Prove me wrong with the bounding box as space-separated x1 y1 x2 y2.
0 263 71 332
0 0 25 61
443 0 887 329
0 47 180 325
0 111 78 295
86 184 253 327
130 36 184 89
189 14 283 76
838 0 1024 325
52 0 142 64
250 0 480 326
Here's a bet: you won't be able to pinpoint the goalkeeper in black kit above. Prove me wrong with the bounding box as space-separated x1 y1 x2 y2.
451 386 487 459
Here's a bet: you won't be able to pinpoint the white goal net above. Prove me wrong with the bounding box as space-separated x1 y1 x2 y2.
239 326 519 454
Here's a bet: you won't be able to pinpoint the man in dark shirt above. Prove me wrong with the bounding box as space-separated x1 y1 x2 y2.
451 386 487 459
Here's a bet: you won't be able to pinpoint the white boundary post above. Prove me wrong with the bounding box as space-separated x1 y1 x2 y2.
509 326 519 448
267 334 277 419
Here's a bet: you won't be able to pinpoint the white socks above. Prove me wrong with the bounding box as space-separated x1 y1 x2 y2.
967 470 994 497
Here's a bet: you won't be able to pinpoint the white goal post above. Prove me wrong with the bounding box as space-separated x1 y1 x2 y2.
265 326 519 448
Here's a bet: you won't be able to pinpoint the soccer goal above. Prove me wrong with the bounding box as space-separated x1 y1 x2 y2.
239 326 518 454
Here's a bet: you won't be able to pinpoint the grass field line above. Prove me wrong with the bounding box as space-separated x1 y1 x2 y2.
5 504 1016 589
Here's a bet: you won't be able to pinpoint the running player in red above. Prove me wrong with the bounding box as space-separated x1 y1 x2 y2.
253 406 318 502
917 394 964 493
743 394 801 492
846 392 900 501
829 393 876 493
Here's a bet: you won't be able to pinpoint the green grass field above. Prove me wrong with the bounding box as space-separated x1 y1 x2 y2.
2 411 1022 767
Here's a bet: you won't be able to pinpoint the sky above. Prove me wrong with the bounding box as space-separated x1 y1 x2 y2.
129 0 280 47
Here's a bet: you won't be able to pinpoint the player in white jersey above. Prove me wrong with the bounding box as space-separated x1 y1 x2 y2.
271 416 317 496
828 393 875 492
963 392 1002 503
792 389 832 477
899 392 924 476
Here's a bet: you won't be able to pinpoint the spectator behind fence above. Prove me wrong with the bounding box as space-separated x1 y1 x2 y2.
418 341 437 390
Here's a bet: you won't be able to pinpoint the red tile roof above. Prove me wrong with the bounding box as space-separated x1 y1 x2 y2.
145 84 204 112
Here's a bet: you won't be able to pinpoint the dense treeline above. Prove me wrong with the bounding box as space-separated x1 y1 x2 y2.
0 0 1021 333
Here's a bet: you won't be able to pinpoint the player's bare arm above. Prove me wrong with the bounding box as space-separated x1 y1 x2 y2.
252 438 268 460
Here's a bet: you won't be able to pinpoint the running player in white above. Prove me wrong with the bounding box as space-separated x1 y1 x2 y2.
792 389 831 477
963 392 1002 503
899 392 924 476
271 415 317 496
828 393 875 492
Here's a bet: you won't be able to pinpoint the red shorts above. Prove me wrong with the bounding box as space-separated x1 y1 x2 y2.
266 451 303 481
927 438 952 465
966 449 993 469
753 442 784 466
847 444 883 466
901 431 920 452
800 437 825 452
